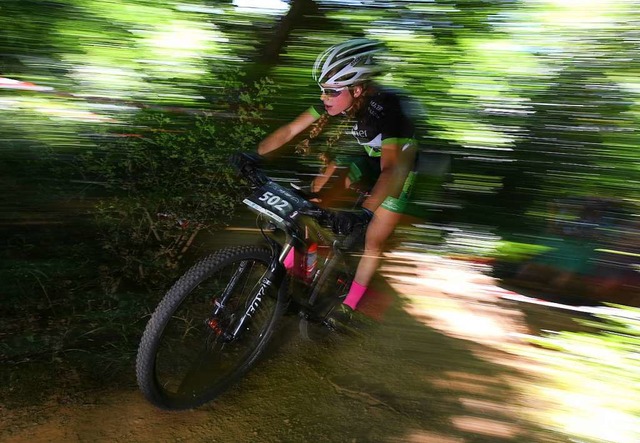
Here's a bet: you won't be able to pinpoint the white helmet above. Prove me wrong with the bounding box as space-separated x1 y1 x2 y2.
313 38 384 87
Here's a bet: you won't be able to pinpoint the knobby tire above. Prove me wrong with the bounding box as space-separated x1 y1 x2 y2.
136 245 285 410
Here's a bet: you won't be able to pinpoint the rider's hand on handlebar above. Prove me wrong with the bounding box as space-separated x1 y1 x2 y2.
331 208 374 235
229 152 269 186
230 151 264 170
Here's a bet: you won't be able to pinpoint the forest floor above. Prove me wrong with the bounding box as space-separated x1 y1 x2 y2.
0 250 591 443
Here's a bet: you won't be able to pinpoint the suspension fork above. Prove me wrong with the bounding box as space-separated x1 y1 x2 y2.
224 238 292 341
211 259 252 317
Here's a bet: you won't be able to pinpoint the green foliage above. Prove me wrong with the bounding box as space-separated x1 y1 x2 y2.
491 240 553 263
533 306 640 371
528 306 640 442
79 76 278 290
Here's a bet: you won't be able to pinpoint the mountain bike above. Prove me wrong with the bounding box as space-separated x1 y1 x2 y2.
135 153 366 410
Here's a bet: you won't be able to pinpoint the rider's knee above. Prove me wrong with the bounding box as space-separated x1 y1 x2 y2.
363 233 386 254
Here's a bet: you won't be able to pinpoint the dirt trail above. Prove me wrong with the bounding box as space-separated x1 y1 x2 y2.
1 253 571 443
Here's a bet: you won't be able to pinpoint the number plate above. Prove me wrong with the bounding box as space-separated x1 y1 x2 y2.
243 181 310 224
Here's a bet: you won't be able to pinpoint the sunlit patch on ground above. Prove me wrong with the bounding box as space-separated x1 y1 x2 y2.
450 415 520 439
382 250 640 443
389 430 465 443
381 251 530 348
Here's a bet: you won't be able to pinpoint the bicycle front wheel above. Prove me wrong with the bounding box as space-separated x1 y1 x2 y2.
136 245 286 410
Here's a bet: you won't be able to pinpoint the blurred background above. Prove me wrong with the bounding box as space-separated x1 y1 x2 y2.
1 1 639 442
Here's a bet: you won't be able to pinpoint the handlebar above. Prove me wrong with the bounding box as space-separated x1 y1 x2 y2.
230 151 333 225
230 151 368 247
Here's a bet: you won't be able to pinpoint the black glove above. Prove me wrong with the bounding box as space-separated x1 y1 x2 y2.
331 208 374 235
229 151 263 170
229 152 268 186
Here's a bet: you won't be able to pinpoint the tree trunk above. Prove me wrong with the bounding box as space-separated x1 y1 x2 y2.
246 0 322 83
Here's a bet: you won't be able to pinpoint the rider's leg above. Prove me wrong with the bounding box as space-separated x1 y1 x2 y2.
343 164 418 310
343 207 402 309
333 150 417 318
311 161 339 194
311 161 355 208
314 155 377 208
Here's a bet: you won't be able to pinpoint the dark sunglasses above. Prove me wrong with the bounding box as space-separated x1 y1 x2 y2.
319 86 348 98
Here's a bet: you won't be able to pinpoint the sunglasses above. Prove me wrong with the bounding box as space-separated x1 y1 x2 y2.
319 85 348 98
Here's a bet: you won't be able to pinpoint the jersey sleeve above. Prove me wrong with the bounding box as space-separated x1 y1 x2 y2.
308 101 325 120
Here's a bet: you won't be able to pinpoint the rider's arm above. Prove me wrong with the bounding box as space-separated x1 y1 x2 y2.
257 110 318 155
363 141 416 213
363 94 417 212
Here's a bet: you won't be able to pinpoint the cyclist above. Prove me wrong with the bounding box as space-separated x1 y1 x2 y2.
257 38 421 328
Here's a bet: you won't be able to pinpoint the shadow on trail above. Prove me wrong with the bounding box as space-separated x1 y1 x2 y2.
215 275 564 443
1 228 568 442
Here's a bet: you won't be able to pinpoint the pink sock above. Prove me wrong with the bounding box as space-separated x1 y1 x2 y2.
284 249 295 270
343 281 367 310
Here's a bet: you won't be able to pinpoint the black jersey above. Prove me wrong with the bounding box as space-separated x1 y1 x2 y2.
309 87 418 157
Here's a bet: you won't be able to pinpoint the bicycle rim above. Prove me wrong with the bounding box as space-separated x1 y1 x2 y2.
141 247 283 409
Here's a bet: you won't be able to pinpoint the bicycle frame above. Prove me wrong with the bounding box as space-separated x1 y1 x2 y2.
224 221 342 339
220 154 363 340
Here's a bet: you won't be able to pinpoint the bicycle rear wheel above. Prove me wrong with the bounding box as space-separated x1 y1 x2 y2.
136 245 286 410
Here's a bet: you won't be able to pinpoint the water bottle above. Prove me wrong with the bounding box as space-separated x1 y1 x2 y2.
305 242 318 280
